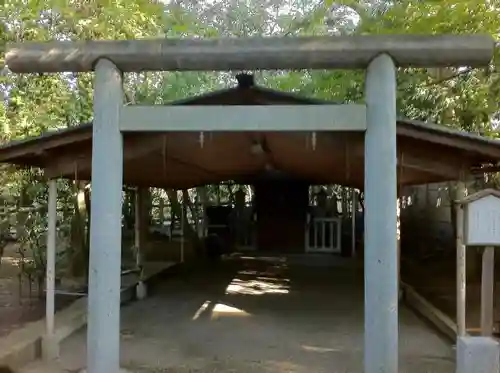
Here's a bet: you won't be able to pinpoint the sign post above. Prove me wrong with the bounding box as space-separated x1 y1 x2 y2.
459 188 500 336
456 188 500 373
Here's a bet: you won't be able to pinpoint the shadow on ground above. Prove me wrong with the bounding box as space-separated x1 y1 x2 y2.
45 255 455 373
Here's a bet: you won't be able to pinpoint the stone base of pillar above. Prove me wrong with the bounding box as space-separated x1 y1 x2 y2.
41 335 59 361
136 281 147 300
456 336 499 373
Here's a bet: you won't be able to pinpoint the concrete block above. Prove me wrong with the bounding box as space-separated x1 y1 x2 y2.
41 335 59 361
135 281 147 300
456 336 499 373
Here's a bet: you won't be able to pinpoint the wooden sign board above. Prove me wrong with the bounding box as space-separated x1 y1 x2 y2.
459 189 500 247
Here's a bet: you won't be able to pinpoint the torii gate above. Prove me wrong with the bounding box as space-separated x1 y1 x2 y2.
6 34 496 373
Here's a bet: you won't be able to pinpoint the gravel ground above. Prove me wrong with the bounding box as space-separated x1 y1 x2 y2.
23 255 455 373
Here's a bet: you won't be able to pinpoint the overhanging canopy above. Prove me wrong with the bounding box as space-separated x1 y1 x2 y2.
0 81 499 189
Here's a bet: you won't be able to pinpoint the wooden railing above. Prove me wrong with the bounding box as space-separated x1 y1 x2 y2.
305 215 342 253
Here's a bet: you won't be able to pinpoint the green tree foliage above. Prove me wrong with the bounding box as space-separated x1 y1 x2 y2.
0 0 498 277
0 0 167 280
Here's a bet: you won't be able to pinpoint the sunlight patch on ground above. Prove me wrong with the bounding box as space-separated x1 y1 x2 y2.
265 360 306 373
192 300 211 320
225 277 290 295
192 300 250 320
211 303 250 318
238 256 286 263
302 345 342 353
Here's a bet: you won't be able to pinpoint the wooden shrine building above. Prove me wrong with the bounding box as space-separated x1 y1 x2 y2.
1 74 500 255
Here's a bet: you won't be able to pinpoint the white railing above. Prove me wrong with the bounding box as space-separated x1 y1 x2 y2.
305 216 342 253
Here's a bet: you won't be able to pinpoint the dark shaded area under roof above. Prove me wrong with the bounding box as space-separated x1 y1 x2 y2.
0 78 499 190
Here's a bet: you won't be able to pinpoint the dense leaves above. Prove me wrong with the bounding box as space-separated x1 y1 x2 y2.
2 0 499 137
0 1 499 277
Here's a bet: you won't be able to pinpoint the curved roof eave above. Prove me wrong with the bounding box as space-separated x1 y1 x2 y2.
0 85 499 166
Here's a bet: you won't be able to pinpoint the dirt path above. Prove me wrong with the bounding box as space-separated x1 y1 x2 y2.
0 243 74 337
43 255 454 373
0 243 45 336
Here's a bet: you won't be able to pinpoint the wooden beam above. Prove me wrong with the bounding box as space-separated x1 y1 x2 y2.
0 128 92 163
120 104 366 132
399 153 460 179
402 282 457 341
397 125 500 160
44 135 164 178
480 246 495 336
471 165 500 174
44 153 89 179
6 34 494 73
349 142 463 179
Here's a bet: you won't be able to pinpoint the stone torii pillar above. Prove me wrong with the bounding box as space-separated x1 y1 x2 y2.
87 58 124 373
364 54 398 373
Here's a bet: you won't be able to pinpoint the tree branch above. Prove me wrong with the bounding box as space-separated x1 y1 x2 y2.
424 68 474 86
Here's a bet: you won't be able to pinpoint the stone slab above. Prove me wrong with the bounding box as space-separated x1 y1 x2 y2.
456 336 499 373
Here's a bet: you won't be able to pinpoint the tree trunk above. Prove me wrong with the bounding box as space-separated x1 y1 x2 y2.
145 188 152 226
198 186 208 237
69 181 87 277
447 181 457 244
84 185 91 285
216 185 221 204
122 187 135 230
341 187 347 215
166 189 198 242
226 184 236 205
158 197 165 224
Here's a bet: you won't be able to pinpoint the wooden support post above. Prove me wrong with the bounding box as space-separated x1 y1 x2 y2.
181 197 185 263
397 154 403 301
200 187 208 238
456 181 467 337
340 187 346 216
135 187 147 300
351 189 356 257
43 179 58 360
397 197 402 301
480 246 495 336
